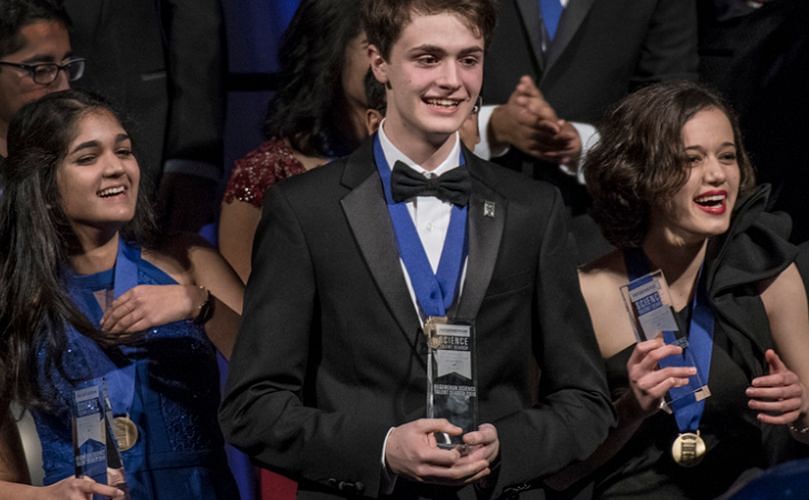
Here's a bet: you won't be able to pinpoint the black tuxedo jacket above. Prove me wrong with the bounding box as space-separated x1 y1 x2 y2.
220 140 613 499
483 0 698 261
484 0 698 123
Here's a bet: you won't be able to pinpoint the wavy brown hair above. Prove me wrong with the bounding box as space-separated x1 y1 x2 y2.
584 81 755 248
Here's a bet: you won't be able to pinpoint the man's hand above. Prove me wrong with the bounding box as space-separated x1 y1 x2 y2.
461 423 499 464
488 76 582 164
384 419 492 485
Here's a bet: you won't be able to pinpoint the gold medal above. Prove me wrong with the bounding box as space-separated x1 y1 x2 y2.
671 431 706 467
424 316 448 349
113 415 139 452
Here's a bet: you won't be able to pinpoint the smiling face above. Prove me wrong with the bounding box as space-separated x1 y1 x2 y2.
370 11 483 156
57 110 140 239
0 20 72 141
648 107 741 245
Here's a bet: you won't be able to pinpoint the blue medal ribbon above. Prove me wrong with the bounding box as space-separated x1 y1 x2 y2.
624 248 715 433
67 237 140 417
372 134 468 318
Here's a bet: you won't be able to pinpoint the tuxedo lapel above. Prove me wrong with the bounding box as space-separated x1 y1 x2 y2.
545 0 595 74
452 151 505 321
515 0 546 73
340 143 421 338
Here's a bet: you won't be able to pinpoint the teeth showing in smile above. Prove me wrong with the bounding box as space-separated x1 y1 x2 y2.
426 98 459 108
694 194 725 207
98 186 125 198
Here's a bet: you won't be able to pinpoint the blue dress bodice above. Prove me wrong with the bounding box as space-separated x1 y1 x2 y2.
31 242 237 499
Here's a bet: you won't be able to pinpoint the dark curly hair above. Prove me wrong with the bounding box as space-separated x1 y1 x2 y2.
584 81 755 248
0 89 156 408
263 0 364 157
362 0 497 60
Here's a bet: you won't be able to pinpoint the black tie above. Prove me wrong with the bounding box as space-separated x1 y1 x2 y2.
390 161 471 206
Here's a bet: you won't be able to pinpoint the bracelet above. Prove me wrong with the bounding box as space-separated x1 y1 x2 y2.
788 421 809 435
193 286 215 325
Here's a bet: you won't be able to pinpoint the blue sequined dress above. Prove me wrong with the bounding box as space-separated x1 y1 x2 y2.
31 241 237 499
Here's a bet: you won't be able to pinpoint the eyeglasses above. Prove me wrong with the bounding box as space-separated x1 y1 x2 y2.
0 58 85 85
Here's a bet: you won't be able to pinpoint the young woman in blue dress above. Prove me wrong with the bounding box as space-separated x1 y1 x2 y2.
0 89 243 498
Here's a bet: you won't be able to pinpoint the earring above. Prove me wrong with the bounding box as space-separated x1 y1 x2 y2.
472 96 483 114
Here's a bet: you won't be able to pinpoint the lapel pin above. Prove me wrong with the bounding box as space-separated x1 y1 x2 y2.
483 200 495 218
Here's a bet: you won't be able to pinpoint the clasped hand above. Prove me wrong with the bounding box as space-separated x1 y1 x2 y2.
489 75 581 165
384 419 499 485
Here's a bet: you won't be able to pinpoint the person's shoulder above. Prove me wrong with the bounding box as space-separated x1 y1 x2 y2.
273 143 373 200
578 250 626 293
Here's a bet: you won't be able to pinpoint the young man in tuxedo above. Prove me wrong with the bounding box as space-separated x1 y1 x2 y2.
220 1 613 498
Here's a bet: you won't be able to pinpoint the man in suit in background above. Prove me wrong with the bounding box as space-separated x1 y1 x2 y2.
63 0 226 233
220 0 613 498
478 0 698 262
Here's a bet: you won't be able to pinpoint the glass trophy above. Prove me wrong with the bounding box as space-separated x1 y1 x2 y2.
72 385 107 487
620 270 711 412
425 318 477 450
101 384 130 499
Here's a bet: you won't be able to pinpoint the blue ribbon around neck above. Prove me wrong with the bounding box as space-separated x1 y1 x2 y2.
372 134 468 318
624 248 715 433
68 237 140 417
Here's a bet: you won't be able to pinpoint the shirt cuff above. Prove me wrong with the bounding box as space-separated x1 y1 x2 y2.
380 427 398 494
558 122 599 185
163 159 222 182
474 105 510 160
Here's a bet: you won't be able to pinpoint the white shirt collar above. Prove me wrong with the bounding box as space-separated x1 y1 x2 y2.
377 120 462 177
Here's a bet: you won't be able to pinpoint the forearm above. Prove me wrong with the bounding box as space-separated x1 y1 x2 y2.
0 481 41 500
492 386 614 494
545 392 645 491
202 296 239 359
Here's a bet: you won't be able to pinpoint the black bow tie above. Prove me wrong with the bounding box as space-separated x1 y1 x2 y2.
390 161 471 206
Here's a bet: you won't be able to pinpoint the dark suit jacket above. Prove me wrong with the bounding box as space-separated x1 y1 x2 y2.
483 0 698 261
63 0 225 195
219 140 614 499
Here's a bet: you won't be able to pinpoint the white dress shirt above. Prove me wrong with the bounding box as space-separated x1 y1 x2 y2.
376 122 468 486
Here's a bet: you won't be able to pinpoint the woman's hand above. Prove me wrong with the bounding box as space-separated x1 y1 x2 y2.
41 476 125 499
747 349 808 425
100 284 207 333
625 337 697 419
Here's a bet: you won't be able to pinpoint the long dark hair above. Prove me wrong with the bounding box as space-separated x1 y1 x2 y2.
0 89 156 408
263 0 363 157
584 81 755 248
